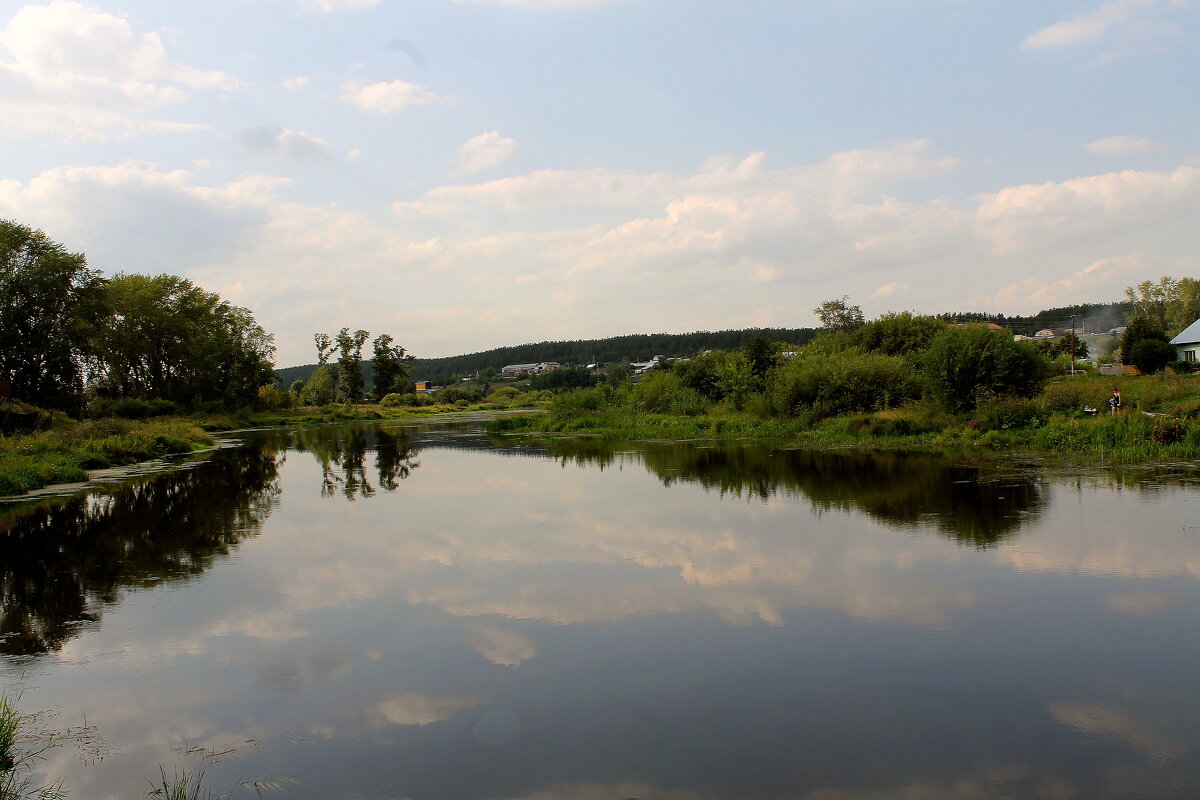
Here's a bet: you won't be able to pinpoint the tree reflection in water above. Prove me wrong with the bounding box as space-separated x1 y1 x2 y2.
0 448 280 657
283 425 419 500
524 438 1047 548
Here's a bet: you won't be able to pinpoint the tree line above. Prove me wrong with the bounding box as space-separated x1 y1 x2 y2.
289 329 414 406
276 328 821 388
1 220 275 415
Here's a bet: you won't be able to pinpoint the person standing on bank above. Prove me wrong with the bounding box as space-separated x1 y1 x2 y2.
1109 388 1123 415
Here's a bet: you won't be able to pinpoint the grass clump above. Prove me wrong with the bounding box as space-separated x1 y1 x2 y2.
0 696 66 800
0 420 213 496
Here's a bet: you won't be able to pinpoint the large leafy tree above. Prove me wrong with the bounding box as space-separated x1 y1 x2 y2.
1119 316 1173 373
814 296 865 333
1125 276 1200 336
923 325 1050 413
91 273 275 406
335 328 370 402
370 334 414 399
0 220 104 412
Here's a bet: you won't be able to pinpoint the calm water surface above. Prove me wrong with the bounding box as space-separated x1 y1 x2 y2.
2 421 1200 799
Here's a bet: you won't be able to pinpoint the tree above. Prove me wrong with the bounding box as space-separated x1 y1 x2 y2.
0 220 104 412
1119 315 1169 369
1127 339 1175 374
1049 332 1088 360
302 365 335 405
371 334 414 399
335 328 370 402
314 333 334 367
923 325 1050 413
814 296 865 333
742 335 778 389
854 312 945 358
1125 276 1200 337
91 274 275 407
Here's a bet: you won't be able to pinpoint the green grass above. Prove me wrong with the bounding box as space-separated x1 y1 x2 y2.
0 697 66 800
487 373 1200 464
0 419 213 496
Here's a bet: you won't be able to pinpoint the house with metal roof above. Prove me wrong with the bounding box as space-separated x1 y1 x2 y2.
1169 318 1200 364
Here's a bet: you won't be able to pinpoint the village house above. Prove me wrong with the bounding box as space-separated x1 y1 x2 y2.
1170 318 1200 363
500 362 562 378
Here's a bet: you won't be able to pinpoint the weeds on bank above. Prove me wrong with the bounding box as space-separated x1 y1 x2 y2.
488 373 1200 464
0 420 213 496
0 697 66 800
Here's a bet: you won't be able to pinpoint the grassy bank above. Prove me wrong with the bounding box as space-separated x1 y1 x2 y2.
487 373 1200 464
0 399 536 497
0 418 213 496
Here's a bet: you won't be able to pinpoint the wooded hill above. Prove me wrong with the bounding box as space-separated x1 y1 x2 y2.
274 302 1131 389
276 327 820 388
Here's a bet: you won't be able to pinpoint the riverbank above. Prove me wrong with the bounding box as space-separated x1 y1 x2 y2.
485 373 1200 465
0 418 215 496
0 401 533 497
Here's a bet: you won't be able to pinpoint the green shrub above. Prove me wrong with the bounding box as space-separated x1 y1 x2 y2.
769 351 919 419
923 325 1051 413
1039 379 1101 412
974 395 1047 431
1127 339 1175 374
380 393 404 407
550 388 606 418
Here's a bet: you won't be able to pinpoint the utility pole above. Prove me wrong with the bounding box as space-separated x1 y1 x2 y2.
1070 315 1077 374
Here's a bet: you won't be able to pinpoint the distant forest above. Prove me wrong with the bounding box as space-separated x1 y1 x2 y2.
277 327 819 388
275 302 1131 389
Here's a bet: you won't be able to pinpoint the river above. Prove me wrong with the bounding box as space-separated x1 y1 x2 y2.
2 420 1199 799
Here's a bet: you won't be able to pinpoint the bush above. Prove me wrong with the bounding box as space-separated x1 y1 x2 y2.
256 384 292 410
769 350 919 419
380 393 405 407
1127 339 1175 374
90 397 179 419
434 385 482 404
853 312 946 357
973 395 1047 431
1039 379 1101 412
923 325 1051 413
550 388 606 418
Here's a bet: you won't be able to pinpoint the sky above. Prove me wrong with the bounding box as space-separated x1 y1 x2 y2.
1 0 1198 366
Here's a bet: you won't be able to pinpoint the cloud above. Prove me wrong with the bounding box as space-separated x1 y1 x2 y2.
445 0 634 6
0 0 238 140
367 692 481 727
341 79 447 113
1051 702 1187 761
234 126 333 163
465 624 539 666
454 130 520 175
300 0 381 10
975 165 1200 254
1085 135 1167 155
6 143 1200 365
282 75 311 90
1021 0 1184 52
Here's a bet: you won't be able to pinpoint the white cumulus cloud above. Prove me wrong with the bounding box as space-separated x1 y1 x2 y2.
234 126 333 163
1022 0 1184 51
453 130 519 174
341 79 446 113
0 0 238 140
1085 135 1167 155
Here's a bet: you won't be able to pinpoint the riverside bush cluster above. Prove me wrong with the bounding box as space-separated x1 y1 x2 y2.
487 318 1200 461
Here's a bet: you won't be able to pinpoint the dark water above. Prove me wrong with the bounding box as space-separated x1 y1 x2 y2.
2 421 1200 799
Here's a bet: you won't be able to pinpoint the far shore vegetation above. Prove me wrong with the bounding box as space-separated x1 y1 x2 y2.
3 218 1200 497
